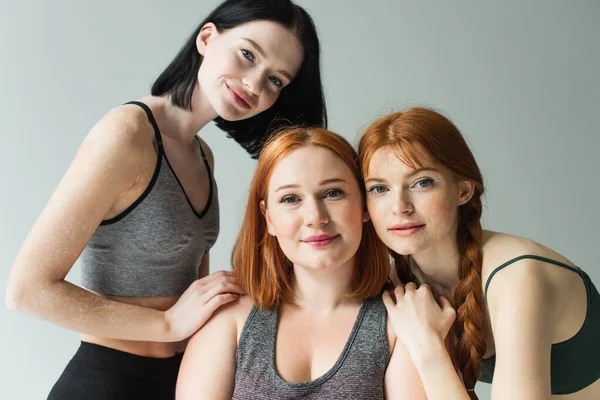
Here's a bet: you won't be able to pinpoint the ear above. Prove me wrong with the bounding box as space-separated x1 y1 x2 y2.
260 200 276 236
196 22 217 56
362 208 371 223
457 180 475 206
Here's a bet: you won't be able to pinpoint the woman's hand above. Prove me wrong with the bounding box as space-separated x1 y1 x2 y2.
164 270 244 341
383 282 456 359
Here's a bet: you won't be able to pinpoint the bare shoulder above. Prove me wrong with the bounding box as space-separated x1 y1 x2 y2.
88 104 155 148
70 104 159 192
231 295 255 341
199 294 254 343
196 136 215 171
480 230 581 318
481 230 575 283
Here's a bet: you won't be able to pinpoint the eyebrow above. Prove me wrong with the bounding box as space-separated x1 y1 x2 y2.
242 38 294 81
365 168 438 184
274 178 347 192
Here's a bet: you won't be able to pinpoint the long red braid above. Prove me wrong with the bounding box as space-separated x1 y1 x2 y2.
359 108 486 397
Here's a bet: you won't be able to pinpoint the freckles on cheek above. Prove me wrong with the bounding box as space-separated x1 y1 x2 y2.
423 194 454 219
367 200 386 226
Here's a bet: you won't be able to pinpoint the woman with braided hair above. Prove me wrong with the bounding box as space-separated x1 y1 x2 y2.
358 107 600 399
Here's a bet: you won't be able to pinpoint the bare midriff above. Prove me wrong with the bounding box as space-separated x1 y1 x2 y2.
81 292 188 358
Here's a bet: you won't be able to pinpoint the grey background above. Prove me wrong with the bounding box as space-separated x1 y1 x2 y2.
1 0 598 398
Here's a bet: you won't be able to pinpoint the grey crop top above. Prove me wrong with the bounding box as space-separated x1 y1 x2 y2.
79 101 219 297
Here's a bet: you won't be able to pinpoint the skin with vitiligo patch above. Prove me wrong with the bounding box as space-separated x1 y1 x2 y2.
6 20 309 358
8 103 225 357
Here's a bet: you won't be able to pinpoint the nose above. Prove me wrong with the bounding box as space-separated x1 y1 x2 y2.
392 189 413 216
242 70 265 97
303 198 329 228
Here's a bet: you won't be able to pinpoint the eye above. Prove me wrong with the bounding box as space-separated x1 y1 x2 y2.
280 195 300 204
414 178 434 189
240 48 255 63
269 75 283 88
324 188 344 199
368 185 388 194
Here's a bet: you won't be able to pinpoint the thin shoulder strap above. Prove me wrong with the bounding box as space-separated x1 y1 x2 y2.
194 136 215 185
124 101 163 147
484 254 579 299
194 136 209 163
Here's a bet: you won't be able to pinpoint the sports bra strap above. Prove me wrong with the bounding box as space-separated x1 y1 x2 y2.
484 254 579 299
124 101 163 147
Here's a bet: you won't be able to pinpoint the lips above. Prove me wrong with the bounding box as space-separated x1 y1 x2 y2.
302 234 339 248
388 223 425 237
226 83 253 109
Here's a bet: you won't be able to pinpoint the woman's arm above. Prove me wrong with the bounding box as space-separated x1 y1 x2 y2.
176 296 252 399
486 259 553 399
383 284 469 400
384 328 428 400
5 107 241 342
384 260 554 400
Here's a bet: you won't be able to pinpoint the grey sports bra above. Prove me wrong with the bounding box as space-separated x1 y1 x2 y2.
80 101 220 297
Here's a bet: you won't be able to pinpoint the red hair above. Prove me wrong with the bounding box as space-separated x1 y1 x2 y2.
358 108 485 397
232 126 390 309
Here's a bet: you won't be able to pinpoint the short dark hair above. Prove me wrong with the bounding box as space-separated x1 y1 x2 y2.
151 0 327 158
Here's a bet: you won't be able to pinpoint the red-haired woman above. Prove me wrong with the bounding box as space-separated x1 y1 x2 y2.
176 126 424 399
359 107 600 399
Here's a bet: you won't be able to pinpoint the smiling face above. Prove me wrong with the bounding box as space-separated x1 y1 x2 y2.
196 19 303 121
261 145 368 273
365 146 474 257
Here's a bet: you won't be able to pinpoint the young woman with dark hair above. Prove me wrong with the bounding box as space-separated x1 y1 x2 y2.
5 1 327 399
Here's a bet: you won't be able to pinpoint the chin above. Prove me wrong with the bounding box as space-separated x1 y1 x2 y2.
292 256 340 272
212 103 245 121
213 93 263 122
384 237 425 256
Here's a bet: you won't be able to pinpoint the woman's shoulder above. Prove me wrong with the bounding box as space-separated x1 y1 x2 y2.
207 294 255 343
185 294 255 354
481 231 540 272
480 231 578 300
482 231 571 275
86 102 157 153
231 294 255 328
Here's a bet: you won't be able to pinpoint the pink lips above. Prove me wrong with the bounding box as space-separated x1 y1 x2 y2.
389 222 425 237
302 234 339 248
226 83 252 109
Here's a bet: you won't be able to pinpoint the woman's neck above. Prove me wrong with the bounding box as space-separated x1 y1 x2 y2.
410 235 462 298
290 259 359 313
149 83 218 143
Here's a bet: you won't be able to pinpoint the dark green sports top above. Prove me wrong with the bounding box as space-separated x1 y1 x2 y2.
478 255 600 394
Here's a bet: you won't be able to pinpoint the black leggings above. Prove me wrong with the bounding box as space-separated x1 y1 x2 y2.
47 342 183 400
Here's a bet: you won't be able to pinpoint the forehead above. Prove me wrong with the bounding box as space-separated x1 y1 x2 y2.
225 20 304 76
367 146 442 177
268 145 354 189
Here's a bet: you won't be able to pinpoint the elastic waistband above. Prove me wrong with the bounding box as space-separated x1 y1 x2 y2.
73 341 183 379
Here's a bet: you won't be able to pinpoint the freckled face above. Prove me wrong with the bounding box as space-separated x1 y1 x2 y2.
364 146 472 256
196 20 303 121
261 146 368 272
